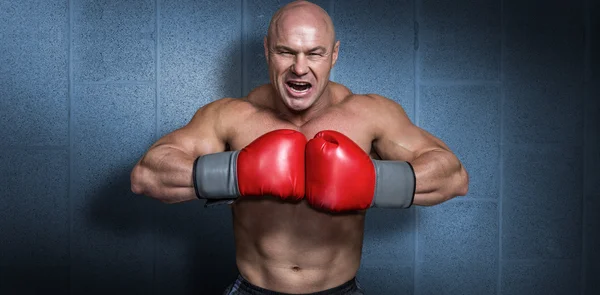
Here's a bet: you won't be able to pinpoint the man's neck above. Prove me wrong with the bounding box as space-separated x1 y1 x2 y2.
273 83 335 127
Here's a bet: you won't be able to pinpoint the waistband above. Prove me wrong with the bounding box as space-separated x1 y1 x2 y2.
226 274 362 295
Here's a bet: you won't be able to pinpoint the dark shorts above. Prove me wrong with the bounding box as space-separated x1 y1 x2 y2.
223 274 365 295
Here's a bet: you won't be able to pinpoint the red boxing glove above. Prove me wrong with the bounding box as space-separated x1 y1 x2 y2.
193 129 306 204
305 130 376 212
237 129 306 200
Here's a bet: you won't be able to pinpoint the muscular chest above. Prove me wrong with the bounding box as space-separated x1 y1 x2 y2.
228 107 376 155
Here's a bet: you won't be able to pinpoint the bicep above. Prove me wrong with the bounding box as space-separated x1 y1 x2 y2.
374 125 446 162
149 100 229 157
371 96 449 161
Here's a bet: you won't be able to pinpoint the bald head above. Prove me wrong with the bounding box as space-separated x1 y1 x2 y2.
263 1 340 113
266 1 336 47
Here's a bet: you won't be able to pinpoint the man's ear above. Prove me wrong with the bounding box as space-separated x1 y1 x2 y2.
331 40 340 67
263 36 269 63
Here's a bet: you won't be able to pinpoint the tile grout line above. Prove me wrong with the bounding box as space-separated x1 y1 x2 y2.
412 0 421 294
498 0 505 293
419 79 502 86
153 0 161 292
0 145 71 150
503 258 582 263
241 0 247 97
581 0 591 293
500 142 584 148
76 81 155 85
67 0 74 293
445 197 499 203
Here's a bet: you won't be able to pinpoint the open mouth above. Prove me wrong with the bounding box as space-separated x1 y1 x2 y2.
286 81 312 93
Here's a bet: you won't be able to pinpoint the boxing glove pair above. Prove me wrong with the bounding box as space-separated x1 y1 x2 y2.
193 129 416 212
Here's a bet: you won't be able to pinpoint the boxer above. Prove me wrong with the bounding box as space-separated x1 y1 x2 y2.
130 1 469 294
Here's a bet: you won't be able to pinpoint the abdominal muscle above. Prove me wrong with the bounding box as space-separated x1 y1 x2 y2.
231 197 365 293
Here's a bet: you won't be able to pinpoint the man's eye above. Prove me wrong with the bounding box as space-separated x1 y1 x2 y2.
280 51 292 55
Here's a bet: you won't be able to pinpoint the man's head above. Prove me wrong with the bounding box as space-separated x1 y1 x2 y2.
264 1 339 113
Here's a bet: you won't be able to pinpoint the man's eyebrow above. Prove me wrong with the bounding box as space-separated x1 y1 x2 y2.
308 46 326 52
274 45 327 53
274 45 295 52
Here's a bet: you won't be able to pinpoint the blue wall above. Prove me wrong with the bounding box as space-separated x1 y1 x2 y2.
0 0 598 294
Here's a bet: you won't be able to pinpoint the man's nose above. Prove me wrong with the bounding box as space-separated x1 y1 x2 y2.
291 55 309 76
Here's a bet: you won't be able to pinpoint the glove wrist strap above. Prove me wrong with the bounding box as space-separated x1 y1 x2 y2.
193 151 240 203
371 160 416 208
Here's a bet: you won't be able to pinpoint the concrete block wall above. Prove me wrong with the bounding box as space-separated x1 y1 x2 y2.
0 0 597 294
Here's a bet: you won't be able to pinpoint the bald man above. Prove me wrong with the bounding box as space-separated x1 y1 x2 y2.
131 1 469 294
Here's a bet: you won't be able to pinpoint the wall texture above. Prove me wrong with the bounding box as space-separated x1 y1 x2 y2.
0 0 597 294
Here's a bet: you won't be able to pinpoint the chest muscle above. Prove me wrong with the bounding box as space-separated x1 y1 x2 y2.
228 108 374 154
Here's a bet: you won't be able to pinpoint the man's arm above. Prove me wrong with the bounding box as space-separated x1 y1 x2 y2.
130 99 231 203
369 94 469 206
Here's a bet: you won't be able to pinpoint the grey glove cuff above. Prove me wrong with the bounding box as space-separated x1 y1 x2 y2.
371 160 416 208
193 151 240 202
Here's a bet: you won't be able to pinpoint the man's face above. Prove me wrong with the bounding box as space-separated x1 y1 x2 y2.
265 20 339 112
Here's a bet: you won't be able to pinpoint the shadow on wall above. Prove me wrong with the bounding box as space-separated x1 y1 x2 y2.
86 168 236 293
84 40 243 293
245 35 271 94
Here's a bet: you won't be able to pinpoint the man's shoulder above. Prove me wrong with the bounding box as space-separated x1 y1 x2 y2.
339 92 398 113
352 93 395 104
201 84 277 118
188 97 258 141
201 97 258 116
187 97 258 134
339 92 411 133
326 81 404 111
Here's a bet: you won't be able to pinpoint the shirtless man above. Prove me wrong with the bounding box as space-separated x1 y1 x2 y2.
130 1 469 294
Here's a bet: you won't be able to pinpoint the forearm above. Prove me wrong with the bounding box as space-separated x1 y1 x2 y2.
411 149 469 206
130 144 197 203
